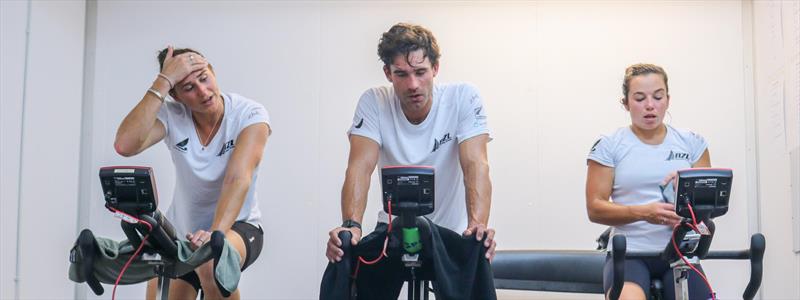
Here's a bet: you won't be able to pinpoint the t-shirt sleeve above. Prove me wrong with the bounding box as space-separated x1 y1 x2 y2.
686 131 708 164
156 102 171 139
238 101 271 136
456 84 490 143
347 89 381 146
587 135 615 167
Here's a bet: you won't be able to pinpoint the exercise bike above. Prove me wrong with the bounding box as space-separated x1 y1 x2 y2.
493 168 765 300
69 166 236 300
322 166 496 300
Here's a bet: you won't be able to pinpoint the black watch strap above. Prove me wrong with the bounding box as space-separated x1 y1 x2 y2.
341 219 361 230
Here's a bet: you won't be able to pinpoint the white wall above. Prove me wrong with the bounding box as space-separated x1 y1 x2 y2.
0 0 86 299
752 1 800 299
0 1 28 298
1 1 796 299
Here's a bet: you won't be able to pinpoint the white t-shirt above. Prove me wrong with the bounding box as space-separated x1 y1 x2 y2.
157 92 270 236
348 83 491 233
587 124 707 252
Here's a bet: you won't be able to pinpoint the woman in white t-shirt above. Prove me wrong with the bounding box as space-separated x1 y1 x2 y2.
115 46 270 300
585 64 712 300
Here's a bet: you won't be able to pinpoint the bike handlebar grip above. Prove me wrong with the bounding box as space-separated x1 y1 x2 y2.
140 214 179 257
120 220 142 250
77 229 105 295
209 231 233 297
338 230 353 256
743 233 765 300
154 210 178 241
609 234 627 300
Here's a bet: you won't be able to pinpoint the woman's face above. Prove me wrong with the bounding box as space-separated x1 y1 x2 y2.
624 73 669 131
172 67 222 114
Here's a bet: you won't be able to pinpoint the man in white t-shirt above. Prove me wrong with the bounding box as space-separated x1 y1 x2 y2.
325 23 497 263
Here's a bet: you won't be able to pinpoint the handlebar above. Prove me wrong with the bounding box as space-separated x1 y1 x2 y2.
608 233 765 300
339 230 353 255
609 235 626 300
743 233 765 300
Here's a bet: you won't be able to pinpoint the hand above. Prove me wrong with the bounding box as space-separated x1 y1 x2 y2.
326 226 362 263
638 202 682 227
463 223 496 262
159 46 208 87
660 171 678 189
186 229 211 251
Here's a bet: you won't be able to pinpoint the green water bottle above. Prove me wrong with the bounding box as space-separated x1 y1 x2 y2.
402 227 422 254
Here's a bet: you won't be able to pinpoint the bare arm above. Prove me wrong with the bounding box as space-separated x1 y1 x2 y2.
586 160 682 226
585 160 632 225
341 135 380 224
459 134 496 260
209 123 270 232
114 47 207 156
114 83 168 157
459 134 492 227
326 135 378 262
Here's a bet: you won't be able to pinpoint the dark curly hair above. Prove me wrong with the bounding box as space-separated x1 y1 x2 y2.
378 23 440 67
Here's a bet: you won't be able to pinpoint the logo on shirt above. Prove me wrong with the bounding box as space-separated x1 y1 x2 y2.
217 139 235 156
248 109 261 120
354 118 364 129
473 105 488 128
665 150 690 161
175 138 189 152
589 139 601 153
432 132 453 152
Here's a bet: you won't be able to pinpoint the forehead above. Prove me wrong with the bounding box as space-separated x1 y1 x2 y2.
388 49 432 72
178 68 212 85
629 73 666 92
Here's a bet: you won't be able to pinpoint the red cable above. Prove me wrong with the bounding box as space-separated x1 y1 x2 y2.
686 202 700 229
387 197 393 233
357 237 389 265
109 209 153 300
352 199 394 278
670 222 716 300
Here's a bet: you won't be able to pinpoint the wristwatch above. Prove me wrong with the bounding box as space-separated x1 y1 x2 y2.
341 219 361 230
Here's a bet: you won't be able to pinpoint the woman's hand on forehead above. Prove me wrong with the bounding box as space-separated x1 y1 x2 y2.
161 46 208 87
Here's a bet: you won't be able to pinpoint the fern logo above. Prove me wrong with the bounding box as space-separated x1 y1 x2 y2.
174 138 189 152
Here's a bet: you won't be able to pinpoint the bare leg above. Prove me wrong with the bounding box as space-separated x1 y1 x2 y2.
146 276 199 300
607 282 647 300
146 278 157 300
196 230 247 300
168 279 200 300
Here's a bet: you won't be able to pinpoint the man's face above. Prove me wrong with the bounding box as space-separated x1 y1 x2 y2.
383 49 439 114
172 67 222 114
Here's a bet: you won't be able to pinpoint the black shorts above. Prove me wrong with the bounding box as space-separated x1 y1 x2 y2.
602 255 711 300
177 221 264 291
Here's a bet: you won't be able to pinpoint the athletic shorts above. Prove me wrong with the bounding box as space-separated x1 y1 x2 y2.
602 255 711 300
177 221 264 291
